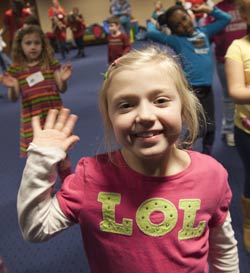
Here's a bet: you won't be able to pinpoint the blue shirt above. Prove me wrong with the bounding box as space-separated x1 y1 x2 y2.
147 7 231 86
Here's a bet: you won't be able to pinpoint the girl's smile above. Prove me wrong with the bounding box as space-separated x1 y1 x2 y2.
168 10 195 35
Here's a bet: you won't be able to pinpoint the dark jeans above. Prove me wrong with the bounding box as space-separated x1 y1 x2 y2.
57 40 68 59
234 126 250 198
192 85 215 147
74 36 84 50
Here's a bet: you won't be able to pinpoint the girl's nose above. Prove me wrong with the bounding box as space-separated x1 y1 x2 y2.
135 103 156 123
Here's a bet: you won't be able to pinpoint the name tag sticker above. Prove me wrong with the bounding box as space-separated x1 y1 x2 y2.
26 71 44 87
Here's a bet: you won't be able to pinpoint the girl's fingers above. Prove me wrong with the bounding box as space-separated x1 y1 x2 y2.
43 109 60 129
31 115 42 133
63 135 80 151
54 108 70 130
34 108 78 139
44 108 73 131
62 114 78 136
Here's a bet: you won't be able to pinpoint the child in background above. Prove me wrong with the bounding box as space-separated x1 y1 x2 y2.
225 0 250 252
0 25 72 182
151 1 165 25
0 29 11 74
147 3 231 155
206 0 247 147
17 46 239 273
1 0 31 49
0 30 11 98
67 7 86 58
107 16 131 64
23 14 40 27
48 0 68 60
110 0 131 36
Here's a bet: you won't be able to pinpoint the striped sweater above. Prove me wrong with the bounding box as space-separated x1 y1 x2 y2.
8 60 63 157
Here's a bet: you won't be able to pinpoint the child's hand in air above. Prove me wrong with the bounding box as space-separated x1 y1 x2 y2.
192 3 213 14
32 108 80 152
60 62 72 82
0 73 18 88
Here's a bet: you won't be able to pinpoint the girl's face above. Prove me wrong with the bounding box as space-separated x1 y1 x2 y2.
168 10 194 35
21 33 42 63
107 64 183 162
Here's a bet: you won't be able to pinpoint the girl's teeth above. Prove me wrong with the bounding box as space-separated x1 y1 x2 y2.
138 132 154 137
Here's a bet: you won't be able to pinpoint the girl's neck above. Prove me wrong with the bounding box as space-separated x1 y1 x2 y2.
121 147 190 177
27 60 40 67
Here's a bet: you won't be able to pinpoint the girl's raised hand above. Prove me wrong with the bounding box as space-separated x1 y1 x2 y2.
60 62 72 82
192 3 213 14
0 73 18 88
32 108 80 152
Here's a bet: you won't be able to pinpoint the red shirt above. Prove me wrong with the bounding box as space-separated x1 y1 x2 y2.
206 0 247 63
3 8 31 42
107 32 131 64
48 6 66 18
48 6 67 41
68 18 85 38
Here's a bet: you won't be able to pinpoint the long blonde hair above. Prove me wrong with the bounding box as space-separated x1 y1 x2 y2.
98 46 205 153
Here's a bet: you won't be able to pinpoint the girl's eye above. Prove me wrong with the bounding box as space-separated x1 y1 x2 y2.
118 102 132 109
155 97 169 105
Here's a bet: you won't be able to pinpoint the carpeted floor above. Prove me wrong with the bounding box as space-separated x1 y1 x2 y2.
0 41 249 273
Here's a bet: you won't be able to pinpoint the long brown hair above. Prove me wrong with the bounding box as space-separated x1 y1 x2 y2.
11 25 55 70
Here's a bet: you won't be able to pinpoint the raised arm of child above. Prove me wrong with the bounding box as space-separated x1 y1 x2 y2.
54 62 73 93
0 73 19 101
17 108 79 241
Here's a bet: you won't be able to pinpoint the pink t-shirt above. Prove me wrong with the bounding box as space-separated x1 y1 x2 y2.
57 150 231 273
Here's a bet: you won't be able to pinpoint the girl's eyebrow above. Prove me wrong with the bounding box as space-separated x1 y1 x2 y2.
111 93 137 103
111 88 175 101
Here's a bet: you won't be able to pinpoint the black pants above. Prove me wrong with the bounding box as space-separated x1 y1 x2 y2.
74 35 84 51
235 126 250 198
192 85 215 147
0 53 7 72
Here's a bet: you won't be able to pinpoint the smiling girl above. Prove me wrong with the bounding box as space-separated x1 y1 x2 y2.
17 46 239 273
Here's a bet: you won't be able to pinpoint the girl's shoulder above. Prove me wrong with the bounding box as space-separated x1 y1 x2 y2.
225 35 250 63
8 63 24 70
187 150 226 174
7 63 25 75
49 58 60 66
47 59 60 70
